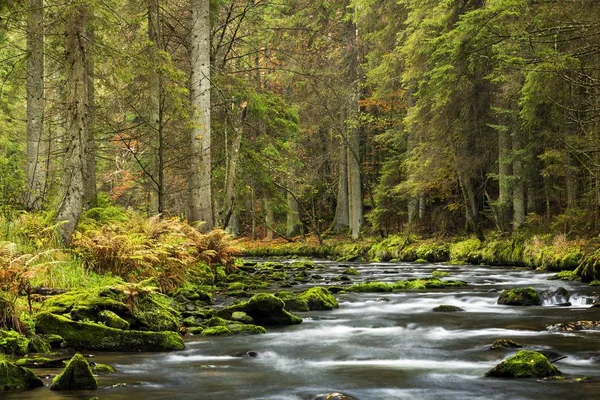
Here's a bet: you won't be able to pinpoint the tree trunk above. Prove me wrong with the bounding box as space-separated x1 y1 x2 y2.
333 138 349 232
189 0 213 231
84 22 96 209
512 133 525 229
56 3 89 245
222 104 246 231
346 16 362 240
286 191 302 237
264 197 275 240
498 128 511 229
26 0 47 210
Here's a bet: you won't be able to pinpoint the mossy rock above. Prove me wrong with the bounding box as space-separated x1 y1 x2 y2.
490 339 522 350
98 310 130 330
27 334 52 354
297 287 339 310
39 334 65 349
551 270 579 281
289 260 316 269
227 324 266 335
485 350 560 378
431 270 450 277
230 311 253 324
0 360 44 391
91 363 116 374
275 291 310 312
589 280 600 287
228 282 246 291
201 326 232 336
182 316 202 327
189 327 205 335
432 305 464 312
40 284 180 332
346 282 394 293
35 312 184 352
497 287 542 306
50 353 97 390
395 278 466 290
546 320 600 332
15 357 68 368
414 259 428 264
449 238 482 264
342 267 360 276
203 316 231 327
0 330 30 356
236 293 302 326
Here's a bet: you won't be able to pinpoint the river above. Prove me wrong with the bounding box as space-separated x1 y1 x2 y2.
5 260 600 399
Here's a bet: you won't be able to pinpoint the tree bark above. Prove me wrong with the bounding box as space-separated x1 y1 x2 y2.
148 0 163 215
512 133 525 229
189 0 213 231
286 191 302 237
84 21 96 209
264 197 275 240
333 138 349 231
222 104 246 231
498 128 511 229
26 0 47 210
56 3 89 245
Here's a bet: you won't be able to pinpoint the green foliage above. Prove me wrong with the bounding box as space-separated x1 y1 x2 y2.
485 350 560 378
449 239 482 264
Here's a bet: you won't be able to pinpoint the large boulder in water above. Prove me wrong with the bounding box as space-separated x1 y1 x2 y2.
50 353 97 390
432 305 465 312
497 287 542 306
236 293 302 326
490 339 522 350
0 360 44 391
485 350 560 378
40 282 179 332
35 312 184 352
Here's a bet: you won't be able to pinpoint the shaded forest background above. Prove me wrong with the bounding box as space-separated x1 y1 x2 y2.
2 0 600 244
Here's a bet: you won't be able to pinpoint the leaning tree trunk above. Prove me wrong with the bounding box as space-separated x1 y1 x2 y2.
56 3 89 245
189 0 213 231
26 0 47 210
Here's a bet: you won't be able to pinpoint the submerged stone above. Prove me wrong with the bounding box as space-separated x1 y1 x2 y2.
0 360 44 391
15 357 69 368
485 350 560 378
91 363 116 374
497 287 542 306
490 339 522 350
432 305 465 312
313 393 358 400
50 353 97 390
35 312 184 352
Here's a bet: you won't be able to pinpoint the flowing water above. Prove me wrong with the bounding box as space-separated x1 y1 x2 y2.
5 261 600 400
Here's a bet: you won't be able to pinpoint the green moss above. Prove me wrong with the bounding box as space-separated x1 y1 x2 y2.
289 260 315 269
35 312 185 352
228 282 246 291
346 282 394 293
14 357 52 367
414 259 428 264
50 353 97 390
91 363 116 374
236 293 302 326
39 334 65 349
490 339 522 350
27 334 52 354
98 310 130 330
230 311 253 324
589 280 600 286
394 278 466 290
449 238 482 264
0 330 30 356
40 283 180 332
0 360 44 391
497 287 541 306
368 235 407 261
485 350 561 378
189 327 205 335
297 287 339 310
342 267 360 275
227 324 266 335
431 270 450 277
553 270 579 281
275 291 310 312
201 326 231 336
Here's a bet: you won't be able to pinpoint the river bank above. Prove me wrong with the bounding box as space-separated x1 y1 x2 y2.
238 232 600 284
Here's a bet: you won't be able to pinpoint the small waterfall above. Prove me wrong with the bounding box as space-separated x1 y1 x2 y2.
540 287 571 306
